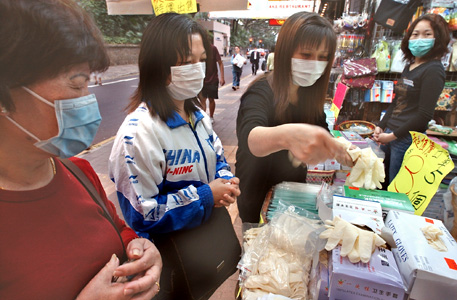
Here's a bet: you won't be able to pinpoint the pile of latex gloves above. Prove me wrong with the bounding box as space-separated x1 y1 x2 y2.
319 216 386 263
336 137 385 189
421 224 448 252
239 207 321 300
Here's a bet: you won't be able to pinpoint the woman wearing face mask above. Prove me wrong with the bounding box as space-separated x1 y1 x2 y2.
0 0 161 299
109 13 240 299
373 14 450 185
235 12 353 223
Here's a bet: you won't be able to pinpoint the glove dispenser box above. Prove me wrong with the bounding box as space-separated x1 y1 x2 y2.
385 211 457 300
329 246 405 300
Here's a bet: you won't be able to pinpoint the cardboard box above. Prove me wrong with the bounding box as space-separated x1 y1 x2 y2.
329 246 405 300
364 80 381 102
343 186 414 220
325 159 341 171
341 131 368 149
380 81 394 103
385 211 457 300
333 195 384 235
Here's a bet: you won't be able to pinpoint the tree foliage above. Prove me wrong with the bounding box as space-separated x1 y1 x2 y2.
76 0 152 44
231 19 279 50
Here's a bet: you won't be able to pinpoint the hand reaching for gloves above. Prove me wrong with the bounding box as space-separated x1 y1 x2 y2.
335 137 385 190
319 216 386 263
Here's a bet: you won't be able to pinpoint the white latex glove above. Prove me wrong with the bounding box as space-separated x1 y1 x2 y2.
319 216 386 263
288 151 303 168
421 225 448 252
335 137 385 189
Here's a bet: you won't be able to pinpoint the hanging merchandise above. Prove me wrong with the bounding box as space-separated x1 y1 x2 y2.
373 0 422 33
390 41 407 73
371 40 391 72
450 40 457 72
341 58 378 89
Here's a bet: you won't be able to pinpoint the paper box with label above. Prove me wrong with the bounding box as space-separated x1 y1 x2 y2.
343 186 414 220
329 246 405 300
385 211 457 300
332 195 384 235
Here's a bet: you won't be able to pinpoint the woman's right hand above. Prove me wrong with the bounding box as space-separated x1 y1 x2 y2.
285 124 345 165
76 254 133 300
372 126 384 141
209 178 241 207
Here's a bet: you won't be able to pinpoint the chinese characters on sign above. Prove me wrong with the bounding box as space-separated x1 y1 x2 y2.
151 0 197 16
389 132 454 216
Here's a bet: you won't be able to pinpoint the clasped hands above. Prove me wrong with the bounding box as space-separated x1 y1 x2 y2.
209 177 241 207
76 238 162 300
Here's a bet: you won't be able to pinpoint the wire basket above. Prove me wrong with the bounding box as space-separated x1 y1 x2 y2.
306 169 335 185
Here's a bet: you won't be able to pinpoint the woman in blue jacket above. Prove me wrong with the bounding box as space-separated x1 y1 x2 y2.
109 13 240 299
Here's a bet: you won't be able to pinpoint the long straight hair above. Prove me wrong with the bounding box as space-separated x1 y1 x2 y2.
270 12 336 124
128 13 211 121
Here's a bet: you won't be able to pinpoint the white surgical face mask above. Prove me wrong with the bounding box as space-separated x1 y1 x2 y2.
291 58 328 87
166 62 205 101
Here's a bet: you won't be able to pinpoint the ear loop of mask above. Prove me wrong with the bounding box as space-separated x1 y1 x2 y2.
4 86 56 143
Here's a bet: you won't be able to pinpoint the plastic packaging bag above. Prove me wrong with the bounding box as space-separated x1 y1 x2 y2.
239 202 324 300
371 40 391 72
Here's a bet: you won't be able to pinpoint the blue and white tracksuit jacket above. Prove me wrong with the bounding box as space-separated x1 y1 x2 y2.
109 103 233 238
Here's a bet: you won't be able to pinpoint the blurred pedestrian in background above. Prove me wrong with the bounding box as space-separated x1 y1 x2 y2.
231 46 246 90
0 0 161 299
91 71 103 85
198 43 225 123
266 45 275 73
250 46 260 75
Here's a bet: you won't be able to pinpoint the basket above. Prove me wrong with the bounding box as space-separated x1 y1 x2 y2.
338 120 376 138
306 169 335 185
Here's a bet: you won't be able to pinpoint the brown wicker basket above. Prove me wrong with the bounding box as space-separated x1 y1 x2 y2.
306 169 335 185
338 120 376 138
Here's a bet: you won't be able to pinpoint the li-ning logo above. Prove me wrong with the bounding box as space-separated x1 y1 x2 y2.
167 165 194 176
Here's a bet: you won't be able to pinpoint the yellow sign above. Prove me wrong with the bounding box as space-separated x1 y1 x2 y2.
388 132 454 216
151 0 197 16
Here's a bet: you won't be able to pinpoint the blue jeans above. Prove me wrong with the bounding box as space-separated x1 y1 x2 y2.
232 66 241 87
380 128 413 184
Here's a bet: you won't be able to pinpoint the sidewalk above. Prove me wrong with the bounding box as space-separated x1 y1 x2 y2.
80 62 261 300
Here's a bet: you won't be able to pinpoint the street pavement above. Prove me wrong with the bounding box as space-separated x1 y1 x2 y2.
78 57 263 300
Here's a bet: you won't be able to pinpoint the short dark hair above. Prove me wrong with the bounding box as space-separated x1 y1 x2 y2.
128 13 211 121
0 0 109 112
401 14 450 63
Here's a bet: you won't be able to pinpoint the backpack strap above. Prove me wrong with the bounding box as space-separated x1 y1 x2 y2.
59 158 127 260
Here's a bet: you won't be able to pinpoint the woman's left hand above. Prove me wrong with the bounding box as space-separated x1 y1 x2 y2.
113 238 162 299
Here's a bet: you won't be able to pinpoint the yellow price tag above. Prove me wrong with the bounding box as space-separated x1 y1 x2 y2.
151 0 197 16
388 132 454 215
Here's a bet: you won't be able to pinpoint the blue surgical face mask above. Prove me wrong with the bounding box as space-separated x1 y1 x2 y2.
408 38 435 58
6 87 102 158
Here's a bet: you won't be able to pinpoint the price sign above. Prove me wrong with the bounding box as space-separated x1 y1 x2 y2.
151 0 197 16
388 132 454 215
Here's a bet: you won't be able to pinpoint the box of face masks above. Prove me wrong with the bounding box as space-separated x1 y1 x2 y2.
385 210 457 300
329 246 405 300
